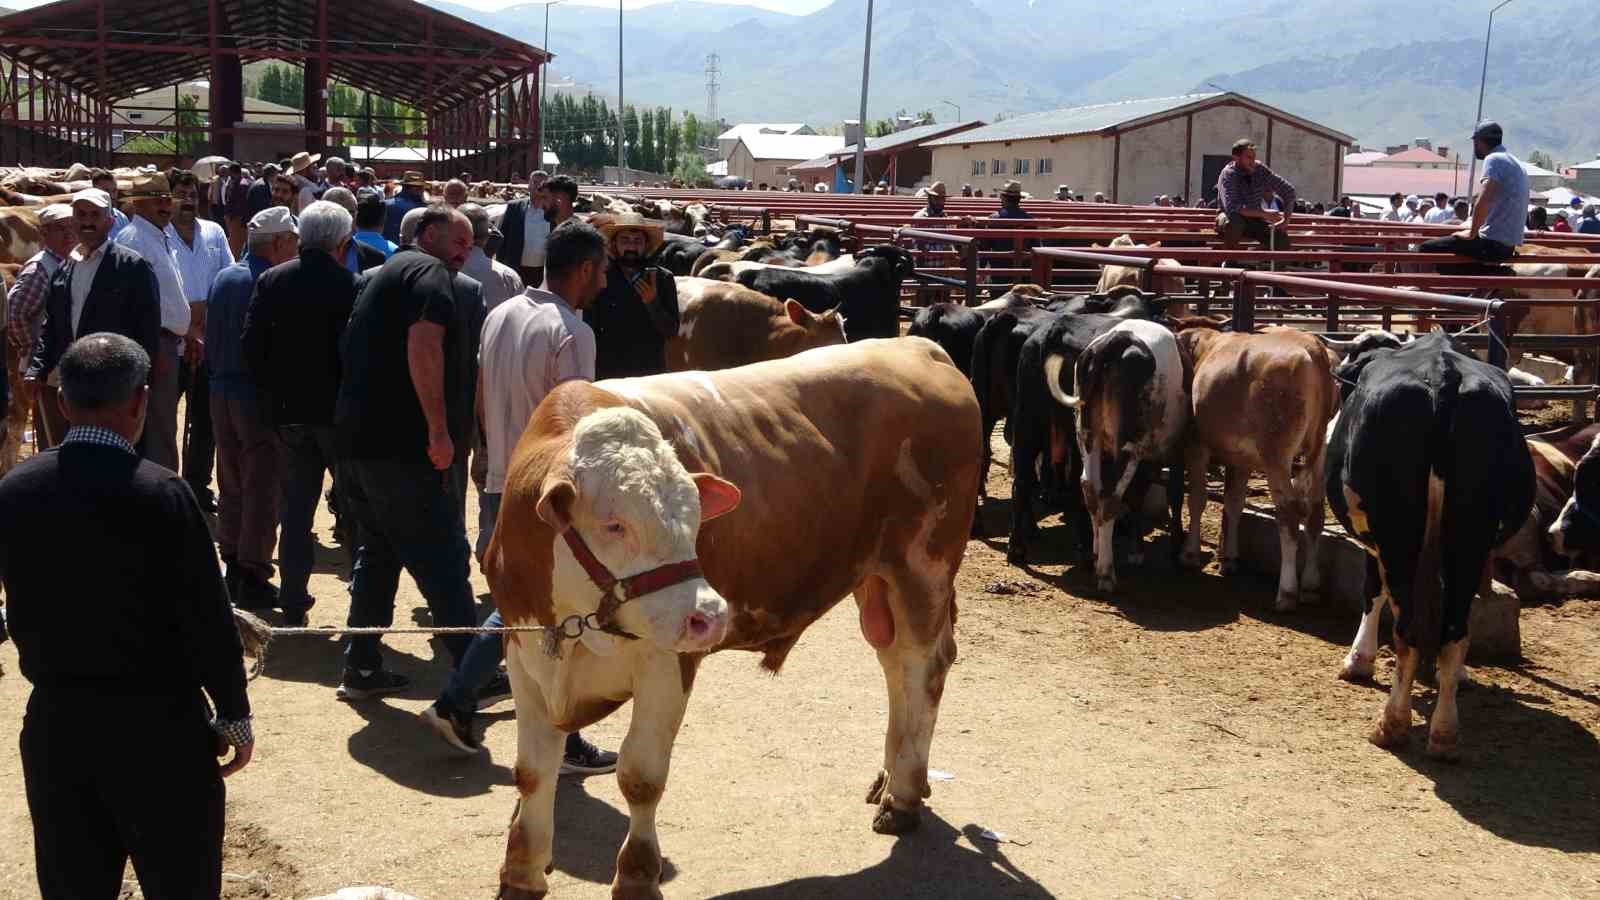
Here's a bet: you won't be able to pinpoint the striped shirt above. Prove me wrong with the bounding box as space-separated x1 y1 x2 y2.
1216 160 1296 217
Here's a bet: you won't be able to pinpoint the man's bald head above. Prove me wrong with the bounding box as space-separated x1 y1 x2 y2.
416 205 473 273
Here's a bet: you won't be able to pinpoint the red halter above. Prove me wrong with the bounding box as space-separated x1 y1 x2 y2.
559 527 704 641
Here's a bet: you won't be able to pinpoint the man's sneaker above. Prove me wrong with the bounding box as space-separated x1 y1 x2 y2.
420 704 483 756
560 735 619 776
335 668 411 701
476 671 514 710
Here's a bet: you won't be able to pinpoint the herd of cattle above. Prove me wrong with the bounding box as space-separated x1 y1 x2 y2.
7 176 1600 897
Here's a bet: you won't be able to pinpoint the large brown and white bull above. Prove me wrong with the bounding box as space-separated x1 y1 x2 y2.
1177 325 1340 611
485 338 980 899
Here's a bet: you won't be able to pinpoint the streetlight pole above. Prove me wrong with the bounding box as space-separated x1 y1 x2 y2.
537 0 565 175
852 0 873 194
940 99 960 122
1467 0 1516 203
617 0 626 177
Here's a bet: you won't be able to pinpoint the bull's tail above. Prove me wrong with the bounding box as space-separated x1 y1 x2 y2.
970 312 1014 427
1406 365 1461 660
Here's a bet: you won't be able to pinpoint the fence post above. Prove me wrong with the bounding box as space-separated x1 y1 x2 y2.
966 241 980 306
1233 276 1255 332
762 208 771 235
1486 302 1509 370
1324 293 1339 332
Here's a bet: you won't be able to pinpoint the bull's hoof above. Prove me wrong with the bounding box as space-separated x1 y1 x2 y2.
871 802 923 835
1369 713 1410 749
1126 547 1146 566
612 883 664 900
1274 590 1299 613
1338 654 1376 683
1299 587 1322 606
865 769 888 805
1006 543 1027 566
1426 730 1461 763
1179 549 1207 570
1096 575 1117 593
1219 557 1243 576
499 885 548 900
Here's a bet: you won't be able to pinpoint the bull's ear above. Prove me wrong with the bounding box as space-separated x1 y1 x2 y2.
536 479 576 532
693 473 742 522
784 298 814 326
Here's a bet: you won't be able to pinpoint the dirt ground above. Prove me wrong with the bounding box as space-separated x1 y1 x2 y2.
2 414 1599 899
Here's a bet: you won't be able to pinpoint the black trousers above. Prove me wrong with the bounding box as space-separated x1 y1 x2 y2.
1418 234 1515 274
181 359 216 494
22 690 224 900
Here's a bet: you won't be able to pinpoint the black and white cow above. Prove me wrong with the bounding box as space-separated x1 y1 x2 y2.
737 245 915 342
1327 330 1534 760
1547 428 1600 564
1051 318 1188 591
1006 290 1173 566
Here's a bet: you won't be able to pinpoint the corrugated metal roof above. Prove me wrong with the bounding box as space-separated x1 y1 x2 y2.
1344 150 1389 166
1574 159 1600 170
924 94 1221 147
738 133 846 161
1376 146 1454 164
788 154 839 173
829 120 987 158
717 123 811 141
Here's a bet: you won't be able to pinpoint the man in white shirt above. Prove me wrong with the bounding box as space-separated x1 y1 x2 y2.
493 170 551 286
168 169 237 508
1424 191 1453 224
1380 192 1406 222
113 172 189 471
420 220 617 777
458 203 524 312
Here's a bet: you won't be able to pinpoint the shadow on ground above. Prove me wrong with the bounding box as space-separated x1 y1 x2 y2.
708 814 1052 899
549 778 678 886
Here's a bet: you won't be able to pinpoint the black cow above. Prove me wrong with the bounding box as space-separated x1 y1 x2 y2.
1327 330 1534 761
909 304 986 379
736 245 915 341
657 233 714 276
1006 290 1173 566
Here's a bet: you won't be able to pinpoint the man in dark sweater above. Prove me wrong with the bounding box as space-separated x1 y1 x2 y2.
334 205 479 699
0 332 253 899
586 213 679 379
243 201 359 624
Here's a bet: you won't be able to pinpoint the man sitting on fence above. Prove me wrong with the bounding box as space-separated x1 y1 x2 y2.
1417 121 1528 272
1213 137 1295 252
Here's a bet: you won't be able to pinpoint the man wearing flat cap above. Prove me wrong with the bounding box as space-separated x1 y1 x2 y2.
113 171 191 471
6 203 76 448
585 212 679 379
24 188 162 455
1418 121 1530 270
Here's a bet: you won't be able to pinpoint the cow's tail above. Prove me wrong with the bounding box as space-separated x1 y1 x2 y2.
970 312 1013 426
1407 364 1461 660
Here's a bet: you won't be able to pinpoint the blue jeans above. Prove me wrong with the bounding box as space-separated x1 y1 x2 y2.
475 490 502 561
277 424 340 614
437 609 505 715
341 459 477 672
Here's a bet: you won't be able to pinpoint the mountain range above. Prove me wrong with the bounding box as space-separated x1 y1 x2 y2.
428 0 1600 163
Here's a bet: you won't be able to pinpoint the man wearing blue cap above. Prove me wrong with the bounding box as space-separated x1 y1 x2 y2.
1419 121 1528 269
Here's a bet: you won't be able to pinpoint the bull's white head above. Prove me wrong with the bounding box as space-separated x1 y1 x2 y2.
537 407 741 654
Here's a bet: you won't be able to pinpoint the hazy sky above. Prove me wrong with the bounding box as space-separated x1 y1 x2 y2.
0 0 837 11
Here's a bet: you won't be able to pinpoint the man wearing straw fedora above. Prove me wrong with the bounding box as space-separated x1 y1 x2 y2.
384 170 430 245
585 212 680 379
286 151 322 212
993 180 1032 220
113 172 191 472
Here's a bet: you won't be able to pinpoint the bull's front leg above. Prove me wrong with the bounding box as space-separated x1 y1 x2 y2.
612 651 694 900
501 642 566 899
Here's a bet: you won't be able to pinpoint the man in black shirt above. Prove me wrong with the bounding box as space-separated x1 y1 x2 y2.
0 332 253 899
587 213 679 379
334 205 479 699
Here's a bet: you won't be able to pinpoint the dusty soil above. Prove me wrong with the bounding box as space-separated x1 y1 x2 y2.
2 416 1599 899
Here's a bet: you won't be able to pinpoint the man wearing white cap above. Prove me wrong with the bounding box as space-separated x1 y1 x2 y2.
22 189 162 439
208 206 301 615
5 204 76 448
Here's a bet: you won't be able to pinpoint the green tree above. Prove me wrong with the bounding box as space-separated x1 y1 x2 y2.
638 107 656 171
623 105 640 169
663 109 680 174
259 64 283 106
175 94 205 155
1528 149 1556 171
681 112 702 157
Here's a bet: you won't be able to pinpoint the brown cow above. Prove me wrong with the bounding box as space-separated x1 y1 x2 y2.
1094 235 1189 316
1178 324 1340 611
0 208 42 265
486 338 979 899
666 278 844 371
1498 423 1600 598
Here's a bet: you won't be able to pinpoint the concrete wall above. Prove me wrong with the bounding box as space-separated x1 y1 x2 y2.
1175 103 1340 204
929 133 1111 199
1116 114 1189 204
727 141 806 187
1268 117 1340 204
1578 169 1600 195
1186 104 1269 202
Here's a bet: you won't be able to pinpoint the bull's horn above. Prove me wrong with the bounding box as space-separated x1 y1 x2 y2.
1317 335 1358 352
1043 354 1082 408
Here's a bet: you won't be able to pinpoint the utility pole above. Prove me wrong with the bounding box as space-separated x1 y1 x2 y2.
852 0 873 194
705 53 720 126
537 0 565 174
617 0 626 176
1467 0 1516 204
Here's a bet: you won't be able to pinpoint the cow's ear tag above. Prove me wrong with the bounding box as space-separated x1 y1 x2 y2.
693 473 742 522
537 479 576 532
